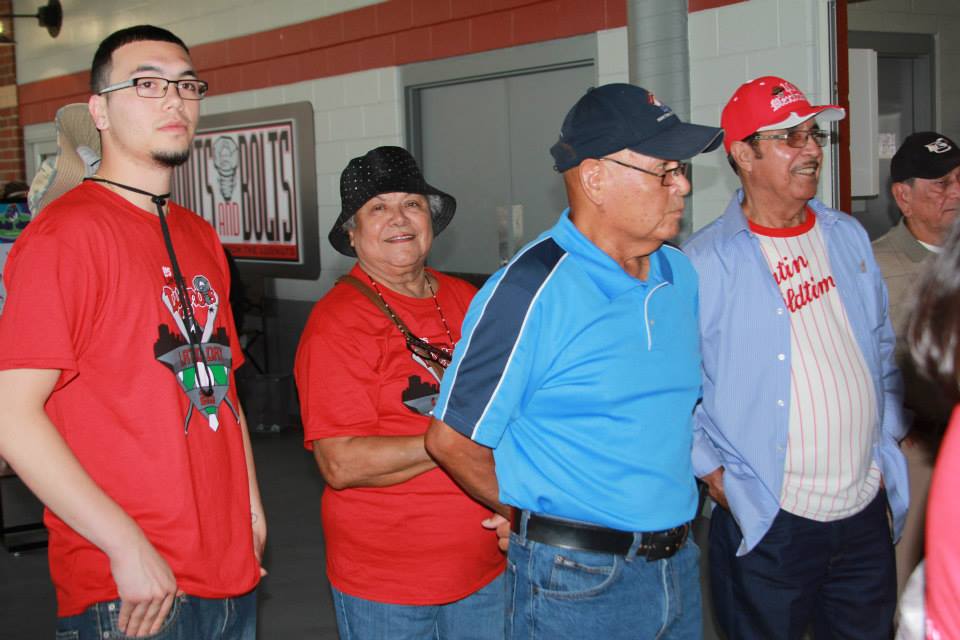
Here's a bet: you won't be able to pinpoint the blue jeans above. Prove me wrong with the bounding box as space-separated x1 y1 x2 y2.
506 523 701 639
709 490 896 639
56 590 257 640
331 573 505 640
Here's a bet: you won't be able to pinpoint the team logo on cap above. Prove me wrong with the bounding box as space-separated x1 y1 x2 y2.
769 81 803 112
924 137 953 154
647 92 674 122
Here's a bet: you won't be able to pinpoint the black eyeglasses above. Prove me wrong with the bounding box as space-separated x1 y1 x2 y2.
406 335 451 368
601 158 689 187
98 77 209 101
751 130 832 149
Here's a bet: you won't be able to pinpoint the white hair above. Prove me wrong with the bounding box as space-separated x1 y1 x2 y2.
340 193 442 232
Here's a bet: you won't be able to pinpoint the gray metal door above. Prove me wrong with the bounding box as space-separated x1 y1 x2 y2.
848 32 935 239
416 64 594 274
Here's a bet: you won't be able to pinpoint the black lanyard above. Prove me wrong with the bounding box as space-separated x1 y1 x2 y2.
84 176 215 396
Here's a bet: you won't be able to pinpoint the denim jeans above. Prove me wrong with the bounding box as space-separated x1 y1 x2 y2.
506 524 701 639
55 590 257 640
331 572 505 640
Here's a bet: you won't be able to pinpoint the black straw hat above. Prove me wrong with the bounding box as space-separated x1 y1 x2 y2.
329 146 456 256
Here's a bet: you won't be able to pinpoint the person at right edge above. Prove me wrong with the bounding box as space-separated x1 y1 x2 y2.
908 214 960 639
873 132 959 597
683 75 907 638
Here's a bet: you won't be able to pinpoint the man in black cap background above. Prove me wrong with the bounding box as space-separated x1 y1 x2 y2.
873 131 960 595
425 83 722 639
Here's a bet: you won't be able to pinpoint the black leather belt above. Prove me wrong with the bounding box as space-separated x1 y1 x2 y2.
511 510 689 562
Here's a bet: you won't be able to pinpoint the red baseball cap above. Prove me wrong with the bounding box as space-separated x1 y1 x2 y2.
720 76 845 152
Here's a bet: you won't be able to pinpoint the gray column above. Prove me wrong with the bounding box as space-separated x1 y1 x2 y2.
627 0 690 121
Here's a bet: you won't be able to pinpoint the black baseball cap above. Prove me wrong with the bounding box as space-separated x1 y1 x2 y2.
549 83 724 172
890 132 960 183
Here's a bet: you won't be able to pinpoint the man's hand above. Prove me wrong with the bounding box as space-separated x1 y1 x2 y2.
252 510 268 577
109 534 178 637
0 368 179 638
701 466 728 510
482 513 511 553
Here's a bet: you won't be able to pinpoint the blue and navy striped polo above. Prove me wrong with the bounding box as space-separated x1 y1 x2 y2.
435 209 702 532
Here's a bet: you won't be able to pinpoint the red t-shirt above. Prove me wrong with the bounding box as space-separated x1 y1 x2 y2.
294 264 505 604
0 182 259 615
926 404 960 638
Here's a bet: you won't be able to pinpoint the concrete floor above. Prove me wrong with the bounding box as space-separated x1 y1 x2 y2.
0 426 722 639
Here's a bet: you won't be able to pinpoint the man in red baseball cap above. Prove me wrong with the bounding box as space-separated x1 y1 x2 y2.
683 76 906 638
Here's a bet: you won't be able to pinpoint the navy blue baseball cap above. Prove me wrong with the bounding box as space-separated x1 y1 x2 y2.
550 83 724 172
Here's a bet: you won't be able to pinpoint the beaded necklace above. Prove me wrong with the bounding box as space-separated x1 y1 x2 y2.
364 271 455 359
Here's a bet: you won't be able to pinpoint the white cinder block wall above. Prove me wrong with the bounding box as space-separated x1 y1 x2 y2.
199 69 405 302
19 2 634 302
687 0 835 231
848 0 960 139
16 0 392 304
12 0 384 82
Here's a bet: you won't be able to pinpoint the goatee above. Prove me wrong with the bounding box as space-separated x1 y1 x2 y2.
153 149 191 168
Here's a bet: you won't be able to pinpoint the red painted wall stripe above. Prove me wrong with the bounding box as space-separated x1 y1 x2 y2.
19 0 627 127
688 0 748 12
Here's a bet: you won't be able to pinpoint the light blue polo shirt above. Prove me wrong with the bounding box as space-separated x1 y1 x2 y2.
435 209 701 532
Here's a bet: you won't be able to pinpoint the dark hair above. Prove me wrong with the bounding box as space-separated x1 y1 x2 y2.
908 216 960 405
90 25 190 93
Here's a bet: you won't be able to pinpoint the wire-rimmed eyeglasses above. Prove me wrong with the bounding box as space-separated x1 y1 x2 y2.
98 77 209 101
750 129 833 149
601 157 689 187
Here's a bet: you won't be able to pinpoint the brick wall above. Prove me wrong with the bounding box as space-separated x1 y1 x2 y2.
0 0 23 187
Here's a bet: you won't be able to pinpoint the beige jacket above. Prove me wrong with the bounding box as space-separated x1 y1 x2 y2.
873 220 951 449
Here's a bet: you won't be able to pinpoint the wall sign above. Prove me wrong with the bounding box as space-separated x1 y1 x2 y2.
171 102 319 279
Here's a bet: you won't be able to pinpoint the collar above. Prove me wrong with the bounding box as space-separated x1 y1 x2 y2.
891 219 938 262
719 189 839 245
553 209 674 300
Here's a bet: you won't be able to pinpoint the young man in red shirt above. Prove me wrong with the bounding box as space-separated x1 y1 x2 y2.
0 25 265 639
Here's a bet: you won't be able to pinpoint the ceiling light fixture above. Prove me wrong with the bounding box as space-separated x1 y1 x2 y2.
0 0 62 41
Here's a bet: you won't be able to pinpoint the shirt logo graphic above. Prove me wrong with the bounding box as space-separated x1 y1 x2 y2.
154 267 238 433
401 337 451 416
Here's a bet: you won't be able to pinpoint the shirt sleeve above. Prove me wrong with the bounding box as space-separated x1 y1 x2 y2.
0 230 100 389
293 306 382 449
435 273 541 449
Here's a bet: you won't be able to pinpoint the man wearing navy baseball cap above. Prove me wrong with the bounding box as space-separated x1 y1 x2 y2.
684 75 906 638
873 131 960 597
426 83 722 639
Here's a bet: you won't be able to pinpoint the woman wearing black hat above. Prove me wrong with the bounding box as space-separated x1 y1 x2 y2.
294 147 505 638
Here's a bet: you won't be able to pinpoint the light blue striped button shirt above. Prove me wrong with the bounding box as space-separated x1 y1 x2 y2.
682 191 908 555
